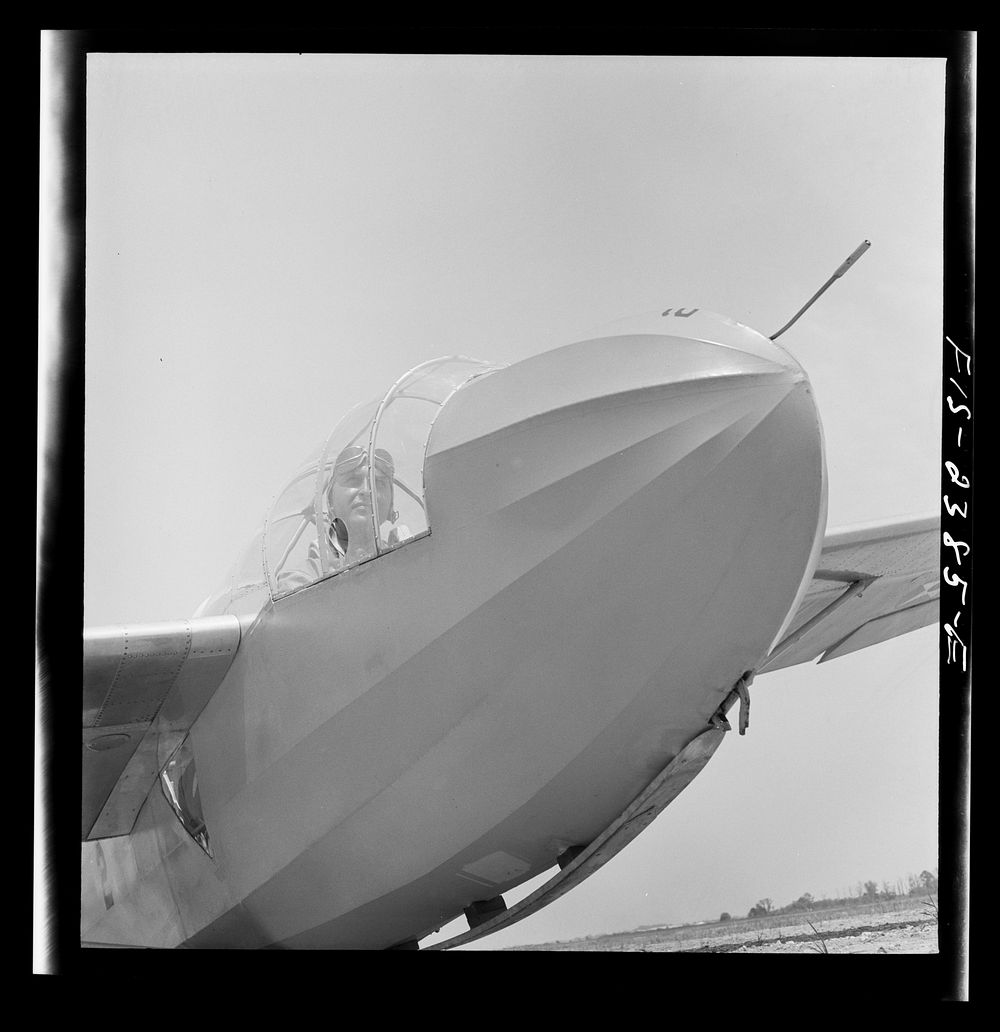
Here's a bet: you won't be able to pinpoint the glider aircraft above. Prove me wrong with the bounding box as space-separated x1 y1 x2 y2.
81 245 940 949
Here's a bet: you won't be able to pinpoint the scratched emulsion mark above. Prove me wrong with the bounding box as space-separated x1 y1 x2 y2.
942 335 972 672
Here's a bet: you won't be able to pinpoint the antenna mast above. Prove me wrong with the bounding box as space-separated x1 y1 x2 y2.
769 240 871 341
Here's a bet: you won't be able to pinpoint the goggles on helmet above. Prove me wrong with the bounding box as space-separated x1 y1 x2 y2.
332 446 395 478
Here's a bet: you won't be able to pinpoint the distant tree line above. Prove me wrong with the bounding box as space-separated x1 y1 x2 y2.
738 869 937 921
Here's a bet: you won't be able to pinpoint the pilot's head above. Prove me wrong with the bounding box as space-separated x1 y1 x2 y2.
328 445 396 550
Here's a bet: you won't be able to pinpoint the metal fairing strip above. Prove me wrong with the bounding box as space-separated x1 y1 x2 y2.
423 725 727 950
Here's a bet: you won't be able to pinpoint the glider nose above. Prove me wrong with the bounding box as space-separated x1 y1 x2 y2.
427 308 812 470
576 306 806 377
425 309 824 550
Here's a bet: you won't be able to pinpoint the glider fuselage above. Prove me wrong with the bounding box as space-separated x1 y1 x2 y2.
82 310 827 949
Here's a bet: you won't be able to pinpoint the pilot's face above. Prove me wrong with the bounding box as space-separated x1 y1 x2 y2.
330 461 371 526
330 453 393 529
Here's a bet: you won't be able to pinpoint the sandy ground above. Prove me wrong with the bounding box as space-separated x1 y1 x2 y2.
504 898 937 953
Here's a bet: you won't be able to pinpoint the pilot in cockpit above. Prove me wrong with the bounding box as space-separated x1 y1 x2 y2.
276 445 399 591
325 445 398 567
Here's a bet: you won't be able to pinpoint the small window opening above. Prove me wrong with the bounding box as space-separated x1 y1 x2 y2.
160 736 213 857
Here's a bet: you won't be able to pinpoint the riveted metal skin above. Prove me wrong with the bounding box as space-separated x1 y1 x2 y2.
83 616 246 839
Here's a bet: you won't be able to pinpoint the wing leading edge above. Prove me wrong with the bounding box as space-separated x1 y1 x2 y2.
760 514 940 673
82 614 248 840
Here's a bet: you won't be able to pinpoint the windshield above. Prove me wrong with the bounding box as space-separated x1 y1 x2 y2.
262 356 504 600
264 398 381 597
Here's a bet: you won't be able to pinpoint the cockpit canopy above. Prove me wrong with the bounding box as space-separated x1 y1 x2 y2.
197 356 504 615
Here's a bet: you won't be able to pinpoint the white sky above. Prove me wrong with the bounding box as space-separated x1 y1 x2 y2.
82 54 944 948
